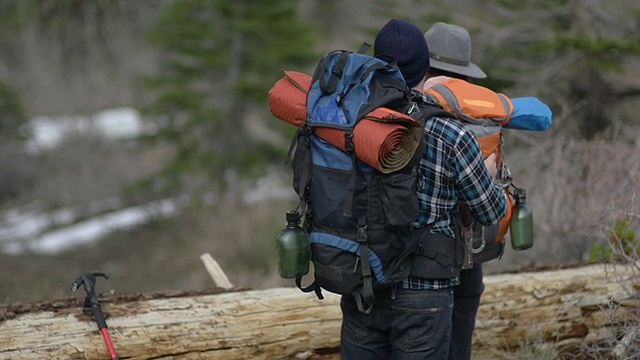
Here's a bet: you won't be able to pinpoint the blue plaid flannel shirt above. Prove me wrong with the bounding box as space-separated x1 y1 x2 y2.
404 93 507 290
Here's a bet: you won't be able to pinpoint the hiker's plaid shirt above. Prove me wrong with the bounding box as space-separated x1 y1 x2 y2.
405 93 507 290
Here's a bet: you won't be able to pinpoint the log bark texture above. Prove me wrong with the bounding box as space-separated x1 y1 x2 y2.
1 263 638 359
473 262 639 359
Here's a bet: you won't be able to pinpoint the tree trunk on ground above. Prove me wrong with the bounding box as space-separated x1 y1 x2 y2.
474 262 639 359
1 263 638 359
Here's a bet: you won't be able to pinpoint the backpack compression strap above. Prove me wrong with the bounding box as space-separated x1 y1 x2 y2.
342 130 357 217
293 124 322 300
353 197 375 314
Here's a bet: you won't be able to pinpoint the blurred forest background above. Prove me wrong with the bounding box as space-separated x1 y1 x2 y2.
0 0 639 304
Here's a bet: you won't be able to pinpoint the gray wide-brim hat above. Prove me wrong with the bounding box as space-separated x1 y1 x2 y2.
424 22 487 79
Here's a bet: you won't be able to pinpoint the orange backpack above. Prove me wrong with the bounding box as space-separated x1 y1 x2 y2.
425 77 515 254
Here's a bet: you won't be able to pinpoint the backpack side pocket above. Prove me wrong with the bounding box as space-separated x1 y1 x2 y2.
377 167 420 226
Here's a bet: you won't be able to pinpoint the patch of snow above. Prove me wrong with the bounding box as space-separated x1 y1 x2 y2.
0 197 189 255
0 198 124 243
24 107 152 153
0 206 75 241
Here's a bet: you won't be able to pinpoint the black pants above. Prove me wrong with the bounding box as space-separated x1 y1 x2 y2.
448 264 484 360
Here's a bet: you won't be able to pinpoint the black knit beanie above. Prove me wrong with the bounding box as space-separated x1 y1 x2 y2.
374 19 430 88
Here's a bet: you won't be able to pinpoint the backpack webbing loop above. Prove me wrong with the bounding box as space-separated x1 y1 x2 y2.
296 276 324 300
319 51 350 95
354 292 374 314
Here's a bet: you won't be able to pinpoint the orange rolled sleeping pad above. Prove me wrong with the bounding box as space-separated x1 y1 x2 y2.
268 71 422 173
268 71 311 128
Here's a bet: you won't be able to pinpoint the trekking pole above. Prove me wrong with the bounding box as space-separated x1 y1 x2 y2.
71 271 120 360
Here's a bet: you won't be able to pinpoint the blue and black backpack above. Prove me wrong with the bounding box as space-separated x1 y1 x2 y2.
289 45 448 313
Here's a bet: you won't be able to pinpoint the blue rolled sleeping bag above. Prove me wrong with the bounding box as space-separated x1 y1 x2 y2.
504 97 552 131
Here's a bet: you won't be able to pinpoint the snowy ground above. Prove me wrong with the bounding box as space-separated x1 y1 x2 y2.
24 107 153 154
0 176 293 255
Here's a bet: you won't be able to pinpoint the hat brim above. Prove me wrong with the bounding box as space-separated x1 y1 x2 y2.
429 58 487 79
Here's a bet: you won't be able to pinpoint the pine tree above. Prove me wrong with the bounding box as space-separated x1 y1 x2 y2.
141 0 319 195
463 0 640 139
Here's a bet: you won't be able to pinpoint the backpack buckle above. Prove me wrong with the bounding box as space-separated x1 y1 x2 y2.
344 131 355 154
357 225 368 242
496 165 513 187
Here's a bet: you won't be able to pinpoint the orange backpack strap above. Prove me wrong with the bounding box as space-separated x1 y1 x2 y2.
426 78 514 126
465 124 502 160
495 187 514 243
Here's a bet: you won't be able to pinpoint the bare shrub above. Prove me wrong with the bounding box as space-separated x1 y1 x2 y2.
487 128 640 272
580 210 640 358
484 126 640 358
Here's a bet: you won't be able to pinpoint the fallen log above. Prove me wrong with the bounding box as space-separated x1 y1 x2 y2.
474 262 639 359
1 262 638 359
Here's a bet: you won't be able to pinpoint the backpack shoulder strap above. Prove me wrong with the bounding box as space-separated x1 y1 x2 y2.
419 102 455 122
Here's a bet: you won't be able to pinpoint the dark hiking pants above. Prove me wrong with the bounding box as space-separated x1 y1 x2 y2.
448 264 484 360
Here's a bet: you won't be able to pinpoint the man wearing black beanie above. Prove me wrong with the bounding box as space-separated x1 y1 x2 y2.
373 18 430 89
339 19 507 360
